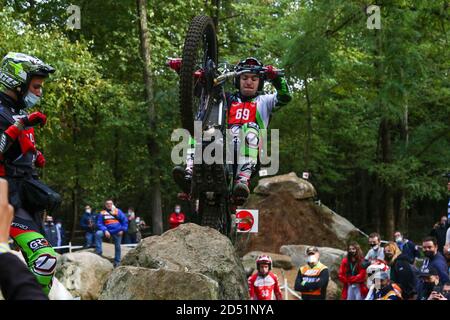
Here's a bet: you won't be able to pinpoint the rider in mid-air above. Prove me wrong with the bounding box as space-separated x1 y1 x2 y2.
174 57 291 205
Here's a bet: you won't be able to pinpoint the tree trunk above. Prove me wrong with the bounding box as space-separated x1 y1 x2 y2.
303 77 312 170
136 0 163 235
70 112 80 242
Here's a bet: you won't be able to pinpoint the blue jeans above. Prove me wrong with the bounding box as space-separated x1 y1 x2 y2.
85 231 95 248
95 230 122 265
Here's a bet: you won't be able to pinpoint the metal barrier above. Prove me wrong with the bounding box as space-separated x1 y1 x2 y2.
279 269 302 300
52 242 139 252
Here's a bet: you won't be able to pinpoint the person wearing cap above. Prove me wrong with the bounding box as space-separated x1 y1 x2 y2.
416 266 441 300
366 271 402 300
294 246 329 300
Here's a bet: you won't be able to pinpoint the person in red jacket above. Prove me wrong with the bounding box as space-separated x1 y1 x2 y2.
338 242 369 300
248 255 283 300
168 204 185 229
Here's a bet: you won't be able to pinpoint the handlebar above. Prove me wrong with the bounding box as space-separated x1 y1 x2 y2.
213 67 284 86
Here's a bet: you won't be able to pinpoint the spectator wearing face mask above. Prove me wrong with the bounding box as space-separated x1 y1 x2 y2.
365 271 402 300
393 231 419 264
294 246 329 300
169 204 185 229
417 266 442 300
80 205 98 249
430 216 449 254
427 282 450 300
384 242 418 300
338 242 368 300
363 232 385 267
420 236 449 284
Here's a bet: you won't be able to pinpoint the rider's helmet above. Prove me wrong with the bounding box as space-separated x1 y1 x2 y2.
233 57 264 91
366 259 390 288
256 254 273 271
0 52 55 109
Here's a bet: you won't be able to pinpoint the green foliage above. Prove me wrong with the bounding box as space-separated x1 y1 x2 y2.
0 0 448 238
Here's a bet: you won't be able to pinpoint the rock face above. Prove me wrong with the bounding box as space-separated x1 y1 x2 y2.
254 172 316 200
55 251 114 300
242 251 293 277
318 203 359 243
99 266 219 300
235 172 360 254
280 245 346 281
104 223 248 300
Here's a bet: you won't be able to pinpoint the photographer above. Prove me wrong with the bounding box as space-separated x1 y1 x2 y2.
0 178 47 300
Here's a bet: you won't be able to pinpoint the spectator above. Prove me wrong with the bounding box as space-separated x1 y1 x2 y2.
384 242 418 300
393 231 419 264
443 243 450 274
55 219 66 248
427 281 450 300
124 207 138 244
247 255 282 300
294 246 329 300
0 178 47 300
420 236 449 284
365 271 402 300
95 199 128 267
80 205 98 249
135 216 147 242
43 216 58 247
429 216 449 253
338 242 368 300
169 204 185 229
417 266 441 300
364 232 385 266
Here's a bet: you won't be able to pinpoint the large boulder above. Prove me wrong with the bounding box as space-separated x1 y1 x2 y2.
241 251 293 278
99 266 219 300
280 245 346 281
317 203 359 243
254 172 316 200
116 223 248 300
55 251 114 300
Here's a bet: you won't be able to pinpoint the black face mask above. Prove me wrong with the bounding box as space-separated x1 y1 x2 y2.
385 253 394 261
423 282 435 292
424 251 435 259
348 252 356 257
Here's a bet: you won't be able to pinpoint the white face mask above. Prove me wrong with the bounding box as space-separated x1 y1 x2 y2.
86 208 91 213
175 208 180 213
307 255 318 265
395 237 403 243
23 91 41 108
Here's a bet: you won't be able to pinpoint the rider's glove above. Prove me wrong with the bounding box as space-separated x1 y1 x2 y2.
265 65 278 81
35 150 46 168
17 112 47 129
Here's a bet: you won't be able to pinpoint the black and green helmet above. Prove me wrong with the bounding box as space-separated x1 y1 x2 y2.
0 52 55 95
